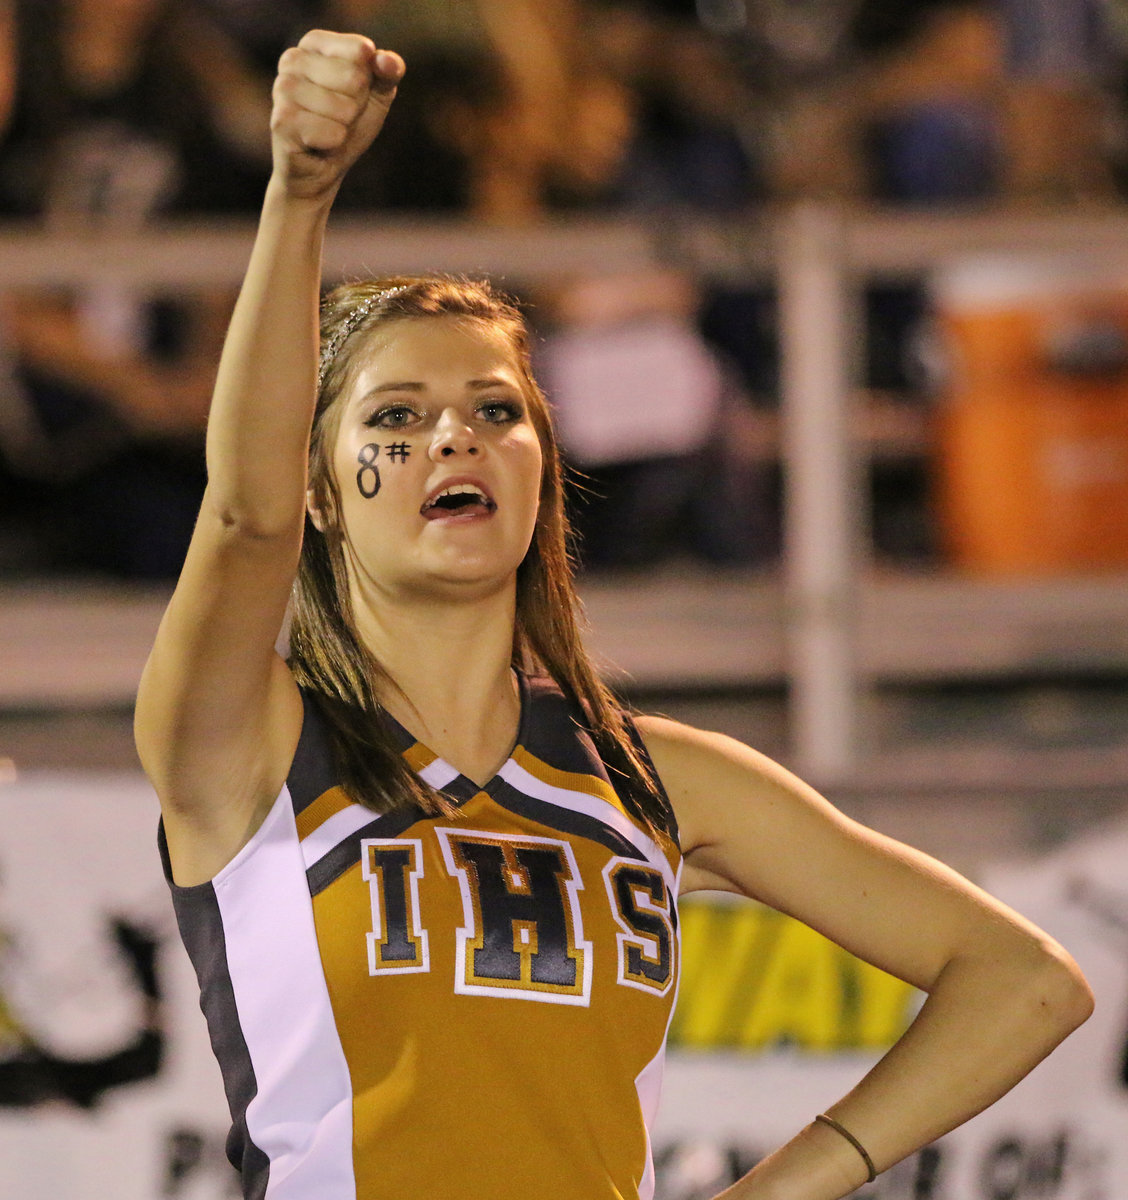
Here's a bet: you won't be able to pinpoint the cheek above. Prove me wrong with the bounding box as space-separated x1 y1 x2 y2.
511 449 545 522
509 429 545 489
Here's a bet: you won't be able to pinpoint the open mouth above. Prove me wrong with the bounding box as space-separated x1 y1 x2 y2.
421 483 497 520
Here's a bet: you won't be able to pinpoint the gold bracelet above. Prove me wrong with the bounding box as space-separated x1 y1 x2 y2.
814 1113 877 1183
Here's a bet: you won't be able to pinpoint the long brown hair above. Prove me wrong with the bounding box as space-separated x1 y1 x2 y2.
288 275 675 841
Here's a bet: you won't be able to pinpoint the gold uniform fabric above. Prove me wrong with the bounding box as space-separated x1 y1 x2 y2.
294 675 679 1198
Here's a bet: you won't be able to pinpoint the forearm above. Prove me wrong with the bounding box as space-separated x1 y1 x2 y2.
0 1 13 137
203 177 333 536
202 33 403 538
718 940 1092 1199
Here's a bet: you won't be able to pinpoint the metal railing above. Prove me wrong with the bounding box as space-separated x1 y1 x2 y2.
5 205 1128 782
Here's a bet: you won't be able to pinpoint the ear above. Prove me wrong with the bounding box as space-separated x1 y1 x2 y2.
306 487 326 532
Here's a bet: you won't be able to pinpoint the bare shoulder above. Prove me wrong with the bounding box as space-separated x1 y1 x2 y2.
635 713 791 793
636 713 1082 995
635 713 838 847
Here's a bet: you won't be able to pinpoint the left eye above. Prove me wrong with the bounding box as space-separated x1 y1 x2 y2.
366 403 421 429
478 399 521 423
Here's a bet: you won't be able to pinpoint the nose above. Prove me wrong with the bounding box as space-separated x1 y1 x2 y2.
428 407 480 461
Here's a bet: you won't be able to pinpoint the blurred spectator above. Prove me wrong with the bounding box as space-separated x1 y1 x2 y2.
194 0 321 72
325 0 582 220
852 0 1005 204
571 2 763 213
0 0 271 219
536 268 777 569
769 0 1119 206
999 0 1118 202
769 0 1007 204
0 0 272 578
529 7 774 566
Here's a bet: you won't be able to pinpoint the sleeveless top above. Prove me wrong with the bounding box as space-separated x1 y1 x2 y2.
160 674 682 1200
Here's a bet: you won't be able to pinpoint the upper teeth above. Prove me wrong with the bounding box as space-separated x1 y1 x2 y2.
434 484 487 502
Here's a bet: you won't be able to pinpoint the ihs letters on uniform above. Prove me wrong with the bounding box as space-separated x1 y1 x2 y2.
361 830 676 1002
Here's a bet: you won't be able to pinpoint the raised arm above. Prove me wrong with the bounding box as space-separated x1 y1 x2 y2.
639 716 1094 1200
134 32 404 886
0 1 15 139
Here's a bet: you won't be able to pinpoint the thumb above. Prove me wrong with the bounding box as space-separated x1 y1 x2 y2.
369 48 406 97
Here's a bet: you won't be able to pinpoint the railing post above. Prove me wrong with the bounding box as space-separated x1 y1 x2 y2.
778 204 863 784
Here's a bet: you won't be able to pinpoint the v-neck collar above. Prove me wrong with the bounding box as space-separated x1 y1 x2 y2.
378 669 530 803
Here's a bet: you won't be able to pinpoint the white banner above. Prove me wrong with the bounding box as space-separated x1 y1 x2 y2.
0 772 233 1200
1 771 1123 1200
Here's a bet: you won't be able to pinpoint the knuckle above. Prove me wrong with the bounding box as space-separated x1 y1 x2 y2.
269 98 298 128
339 32 370 59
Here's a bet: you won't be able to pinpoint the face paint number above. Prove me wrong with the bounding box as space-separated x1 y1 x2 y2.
356 441 411 498
356 443 381 498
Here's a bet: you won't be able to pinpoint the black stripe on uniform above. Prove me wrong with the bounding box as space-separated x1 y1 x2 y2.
287 691 341 819
483 777 647 864
518 676 617 783
158 823 271 1199
622 711 681 849
305 806 427 898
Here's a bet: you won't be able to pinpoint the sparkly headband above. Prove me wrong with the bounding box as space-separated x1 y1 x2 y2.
317 285 409 389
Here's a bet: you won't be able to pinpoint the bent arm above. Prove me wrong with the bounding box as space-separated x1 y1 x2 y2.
640 717 1094 1200
135 34 404 885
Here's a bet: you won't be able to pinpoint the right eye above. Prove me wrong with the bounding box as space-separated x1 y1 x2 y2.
367 404 419 429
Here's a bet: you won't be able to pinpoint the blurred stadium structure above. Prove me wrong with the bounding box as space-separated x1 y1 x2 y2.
2 205 1128 1200
3 207 1128 830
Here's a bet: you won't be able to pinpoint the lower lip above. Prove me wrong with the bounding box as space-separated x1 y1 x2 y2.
421 505 496 524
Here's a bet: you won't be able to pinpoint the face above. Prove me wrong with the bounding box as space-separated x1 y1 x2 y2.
321 316 544 601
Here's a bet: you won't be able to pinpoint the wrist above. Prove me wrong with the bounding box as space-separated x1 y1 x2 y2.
716 1119 874 1200
262 172 340 224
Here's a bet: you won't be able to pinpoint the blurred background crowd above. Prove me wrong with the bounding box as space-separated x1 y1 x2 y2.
3 16 1127 1194
1 0 1128 580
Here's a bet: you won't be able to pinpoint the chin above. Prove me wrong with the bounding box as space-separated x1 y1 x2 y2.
402 551 524 599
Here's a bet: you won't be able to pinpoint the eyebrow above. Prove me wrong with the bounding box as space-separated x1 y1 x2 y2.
361 375 520 397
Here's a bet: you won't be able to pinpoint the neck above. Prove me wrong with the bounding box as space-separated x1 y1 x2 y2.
352 579 524 785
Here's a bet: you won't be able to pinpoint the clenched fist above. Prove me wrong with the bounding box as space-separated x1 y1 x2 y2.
270 30 404 200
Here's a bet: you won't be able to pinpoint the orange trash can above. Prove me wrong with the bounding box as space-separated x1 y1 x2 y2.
933 257 1128 574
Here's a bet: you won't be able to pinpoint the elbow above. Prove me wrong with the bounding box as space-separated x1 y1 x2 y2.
202 488 306 545
1027 939 1094 1041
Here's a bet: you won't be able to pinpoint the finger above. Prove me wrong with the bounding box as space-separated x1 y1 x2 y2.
370 49 406 94
295 28 377 66
272 105 351 156
279 45 372 102
274 72 364 128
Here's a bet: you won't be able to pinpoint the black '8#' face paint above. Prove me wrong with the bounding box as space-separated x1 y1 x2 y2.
356 443 381 498
355 442 412 499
